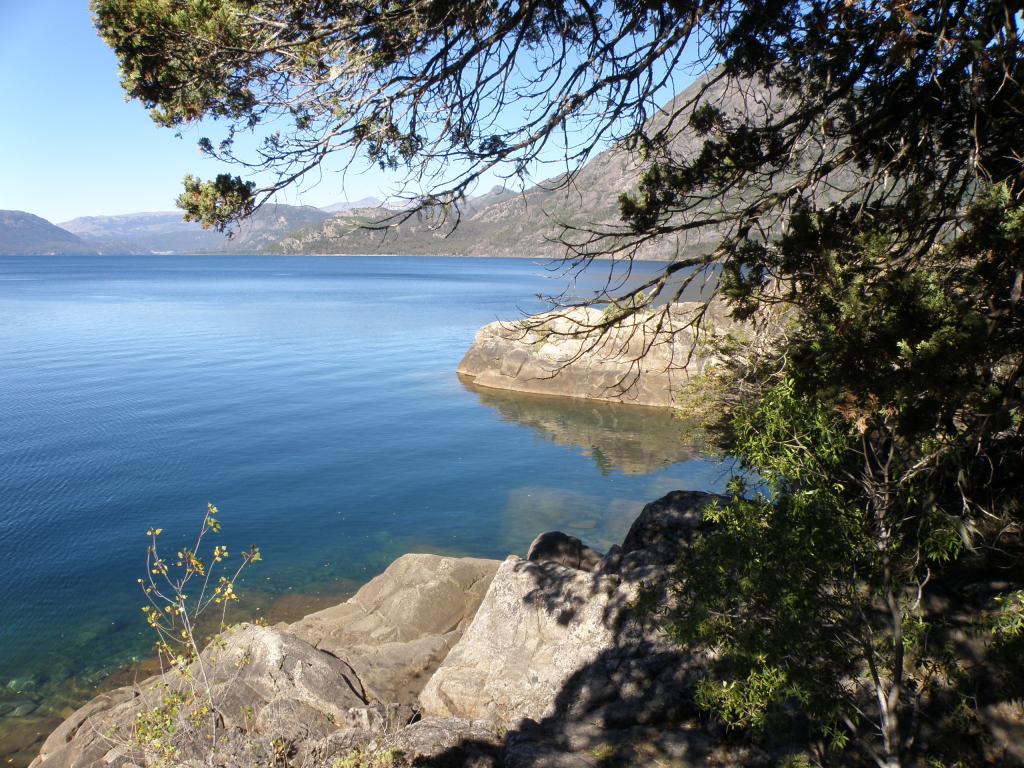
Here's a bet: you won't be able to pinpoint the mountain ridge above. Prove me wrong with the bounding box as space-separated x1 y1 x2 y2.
269 75 738 260
0 211 99 256
5 75 781 258
58 204 332 254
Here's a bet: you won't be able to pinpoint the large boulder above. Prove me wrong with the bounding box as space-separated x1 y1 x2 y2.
421 502 771 767
285 553 500 705
457 303 739 408
419 556 661 729
621 489 725 564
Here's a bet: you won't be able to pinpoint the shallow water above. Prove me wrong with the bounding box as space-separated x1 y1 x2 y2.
0 255 729 763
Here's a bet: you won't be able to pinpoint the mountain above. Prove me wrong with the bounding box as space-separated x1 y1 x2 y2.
224 204 332 252
270 119 696 258
61 204 331 254
0 211 98 255
269 75 741 259
271 184 568 257
271 150 670 257
60 211 222 253
319 197 385 213
270 74 831 260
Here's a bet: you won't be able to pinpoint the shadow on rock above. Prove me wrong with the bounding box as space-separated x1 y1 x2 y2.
413 491 771 767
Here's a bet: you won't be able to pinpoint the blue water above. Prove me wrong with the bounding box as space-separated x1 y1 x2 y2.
0 255 727 759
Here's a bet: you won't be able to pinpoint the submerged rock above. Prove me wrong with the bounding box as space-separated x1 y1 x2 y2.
460 381 706 475
526 531 604 572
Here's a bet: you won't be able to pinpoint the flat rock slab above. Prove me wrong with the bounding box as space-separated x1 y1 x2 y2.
286 553 500 705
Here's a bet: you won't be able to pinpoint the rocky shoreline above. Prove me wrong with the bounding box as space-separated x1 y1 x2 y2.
25 488 1024 767
30 491 769 768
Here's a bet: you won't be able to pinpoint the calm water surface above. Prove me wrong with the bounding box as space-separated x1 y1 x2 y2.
0 255 727 762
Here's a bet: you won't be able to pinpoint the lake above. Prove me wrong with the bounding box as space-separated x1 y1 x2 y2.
0 255 728 764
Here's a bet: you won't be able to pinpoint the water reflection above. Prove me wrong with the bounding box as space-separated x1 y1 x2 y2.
460 376 708 476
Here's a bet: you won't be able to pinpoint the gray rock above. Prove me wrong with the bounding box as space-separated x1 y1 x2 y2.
457 303 741 408
31 554 500 768
505 722 770 768
419 556 648 728
303 727 375 765
621 490 725 564
526 532 603 572
29 687 141 768
388 718 502 767
286 553 500 706
419 548 760 768
31 625 369 768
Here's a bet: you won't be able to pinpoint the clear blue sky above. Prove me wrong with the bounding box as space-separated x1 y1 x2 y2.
0 0 395 222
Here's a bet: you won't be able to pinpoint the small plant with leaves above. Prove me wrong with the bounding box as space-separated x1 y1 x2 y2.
130 503 261 763
140 503 261 674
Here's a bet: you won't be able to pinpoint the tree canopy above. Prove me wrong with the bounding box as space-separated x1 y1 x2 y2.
94 1 1024 766
93 1 1021 261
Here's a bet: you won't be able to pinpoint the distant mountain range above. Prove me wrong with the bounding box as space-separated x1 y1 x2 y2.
4 74 809 260
265 74 744 261
0 211 99 256
0 205 337 256
59 205 332 254
319 197 386 213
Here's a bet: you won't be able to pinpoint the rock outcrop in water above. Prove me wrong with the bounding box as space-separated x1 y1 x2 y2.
457 302 739 408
